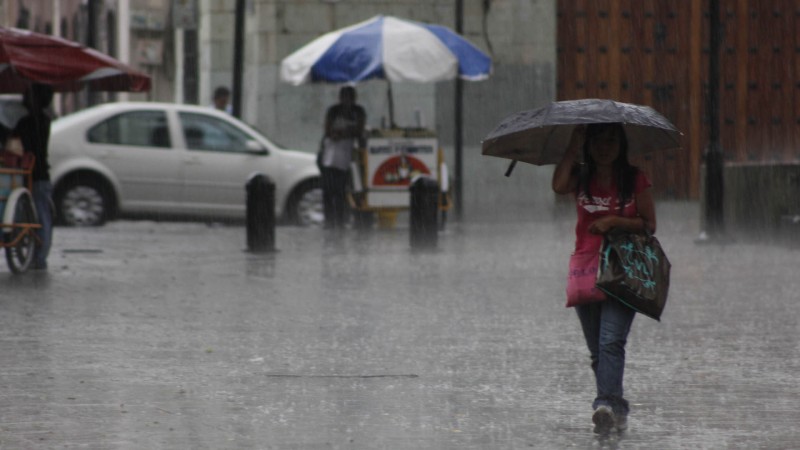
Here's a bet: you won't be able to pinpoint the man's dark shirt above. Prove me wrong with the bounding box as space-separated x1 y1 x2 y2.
325 104 366 137
13 111 51 181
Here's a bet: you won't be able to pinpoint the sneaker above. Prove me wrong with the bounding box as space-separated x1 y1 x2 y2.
592 405 615 434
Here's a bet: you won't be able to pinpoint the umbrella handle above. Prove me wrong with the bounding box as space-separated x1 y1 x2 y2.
504 160 517 177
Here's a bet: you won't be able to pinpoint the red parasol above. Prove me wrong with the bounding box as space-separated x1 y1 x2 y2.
0 27 151 93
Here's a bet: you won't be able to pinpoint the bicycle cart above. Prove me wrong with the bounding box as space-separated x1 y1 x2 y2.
0 152 39 274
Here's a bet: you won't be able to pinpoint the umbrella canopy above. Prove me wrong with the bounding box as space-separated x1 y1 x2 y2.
280 15 492 85
482 99 682 167
0 27 151 93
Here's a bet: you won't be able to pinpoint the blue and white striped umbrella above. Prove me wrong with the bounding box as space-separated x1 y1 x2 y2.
280 15 492 85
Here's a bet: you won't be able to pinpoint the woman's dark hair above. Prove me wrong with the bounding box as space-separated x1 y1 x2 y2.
577 122 639 211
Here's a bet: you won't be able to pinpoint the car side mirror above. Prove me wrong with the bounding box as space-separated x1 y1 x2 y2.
245 140 267 155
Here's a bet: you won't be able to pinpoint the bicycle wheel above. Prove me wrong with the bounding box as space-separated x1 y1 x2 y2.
4 190 37 274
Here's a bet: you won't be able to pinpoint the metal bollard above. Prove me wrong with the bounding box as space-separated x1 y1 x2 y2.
409 176 439 249
246 173 276 252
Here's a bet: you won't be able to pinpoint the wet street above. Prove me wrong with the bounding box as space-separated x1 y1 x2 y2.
1 201 799 449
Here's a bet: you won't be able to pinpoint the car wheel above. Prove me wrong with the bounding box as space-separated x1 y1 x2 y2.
286 179 324 227
55 178 113 227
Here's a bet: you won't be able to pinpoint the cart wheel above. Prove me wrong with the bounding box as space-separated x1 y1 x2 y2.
4 190 37 274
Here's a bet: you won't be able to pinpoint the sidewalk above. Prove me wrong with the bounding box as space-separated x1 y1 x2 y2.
0 201 798 449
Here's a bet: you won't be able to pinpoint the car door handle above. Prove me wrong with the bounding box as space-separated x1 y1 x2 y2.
183 156 202 165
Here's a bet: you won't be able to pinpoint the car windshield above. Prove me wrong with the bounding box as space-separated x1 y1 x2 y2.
241 120 285 149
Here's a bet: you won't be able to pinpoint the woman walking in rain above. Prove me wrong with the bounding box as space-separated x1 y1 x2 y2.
551 123 656 433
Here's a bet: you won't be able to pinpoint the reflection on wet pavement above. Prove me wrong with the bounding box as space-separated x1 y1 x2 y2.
0 201 798 449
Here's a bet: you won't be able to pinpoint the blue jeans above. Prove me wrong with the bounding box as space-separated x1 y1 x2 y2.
575 300 636 416
32 180 53 268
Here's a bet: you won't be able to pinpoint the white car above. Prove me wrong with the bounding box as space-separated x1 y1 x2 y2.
49 102 322 226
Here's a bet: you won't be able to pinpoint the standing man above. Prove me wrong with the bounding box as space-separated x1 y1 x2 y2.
320 86 366 229
212 85 232 114
13 83 54 270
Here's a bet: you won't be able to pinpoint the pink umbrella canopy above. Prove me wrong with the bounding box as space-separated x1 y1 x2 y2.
0 27 151 93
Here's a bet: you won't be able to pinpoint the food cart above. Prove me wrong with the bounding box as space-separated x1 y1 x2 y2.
349 128 450 229
280 15 492 230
